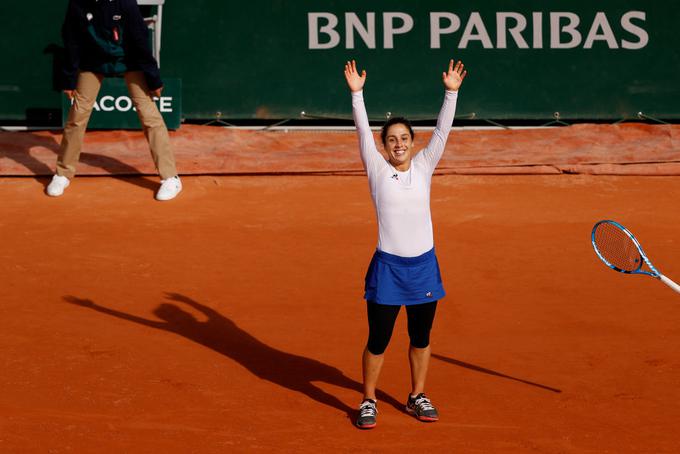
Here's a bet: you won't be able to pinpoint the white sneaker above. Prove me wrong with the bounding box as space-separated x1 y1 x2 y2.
46 175 70 197
156 176 182 201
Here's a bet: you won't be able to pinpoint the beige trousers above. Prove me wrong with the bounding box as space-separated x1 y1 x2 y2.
57 71 177 180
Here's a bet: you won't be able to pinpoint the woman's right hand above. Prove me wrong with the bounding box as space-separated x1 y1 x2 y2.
344 60 366 93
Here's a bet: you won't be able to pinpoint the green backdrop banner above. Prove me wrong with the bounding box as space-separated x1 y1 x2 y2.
1 1 679 122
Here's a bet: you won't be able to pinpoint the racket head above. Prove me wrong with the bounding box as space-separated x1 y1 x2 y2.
591 220 657 276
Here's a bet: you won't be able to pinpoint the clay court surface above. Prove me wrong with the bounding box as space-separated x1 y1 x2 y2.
1 124 680 453
1 171 679 453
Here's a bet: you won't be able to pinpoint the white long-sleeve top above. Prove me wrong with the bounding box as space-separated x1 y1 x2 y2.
352 89 458 257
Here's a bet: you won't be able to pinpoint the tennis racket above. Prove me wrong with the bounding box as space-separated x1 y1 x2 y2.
591 220 680 294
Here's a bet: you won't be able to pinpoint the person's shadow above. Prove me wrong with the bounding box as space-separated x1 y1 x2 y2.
0 130 159 193
63 293 404 421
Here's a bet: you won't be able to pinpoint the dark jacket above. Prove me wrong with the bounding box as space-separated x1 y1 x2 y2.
61 0 162 90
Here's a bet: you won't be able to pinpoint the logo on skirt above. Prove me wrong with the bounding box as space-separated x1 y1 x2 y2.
426 292 432 297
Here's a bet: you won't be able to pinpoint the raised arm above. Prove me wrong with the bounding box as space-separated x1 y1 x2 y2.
419 60 467 172
344 60 383 174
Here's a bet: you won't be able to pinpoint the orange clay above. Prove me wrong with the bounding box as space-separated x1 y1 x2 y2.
0 174 679 452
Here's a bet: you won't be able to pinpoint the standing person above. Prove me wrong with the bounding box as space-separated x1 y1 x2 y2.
47 0 181 201
343 59 466 429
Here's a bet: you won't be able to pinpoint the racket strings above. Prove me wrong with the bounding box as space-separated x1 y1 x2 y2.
593 223 642 272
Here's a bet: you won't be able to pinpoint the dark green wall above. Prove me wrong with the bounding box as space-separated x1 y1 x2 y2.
1 1 679 122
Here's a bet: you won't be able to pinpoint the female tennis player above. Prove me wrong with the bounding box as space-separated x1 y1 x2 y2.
344 59 466 429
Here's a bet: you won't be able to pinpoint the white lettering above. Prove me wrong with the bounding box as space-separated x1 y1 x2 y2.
430 12 460 49
383 12 414 49
550 12 581 49
303 10 649 51
459 12 493 49
100 95 115 112
497 12 528 49
159 97 172 113
308 13 340 49
532 12 543 48
115 96 132 112
345 12 376 49
621 11 648 49
584 12 618 49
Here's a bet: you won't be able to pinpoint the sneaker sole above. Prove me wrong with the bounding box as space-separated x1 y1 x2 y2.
46 187 67 197
155 195 180 201
416 415 438 422
356 422 376 429
406 407 439 422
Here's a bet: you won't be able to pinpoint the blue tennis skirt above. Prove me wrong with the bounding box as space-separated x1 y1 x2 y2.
364 248 445 306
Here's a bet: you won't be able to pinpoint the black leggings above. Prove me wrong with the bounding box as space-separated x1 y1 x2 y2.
366 301 438 355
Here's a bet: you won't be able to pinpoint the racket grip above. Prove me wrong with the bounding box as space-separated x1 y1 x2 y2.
659 274 680 295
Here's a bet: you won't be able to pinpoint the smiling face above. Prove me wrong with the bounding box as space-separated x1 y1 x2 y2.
383 123 414 171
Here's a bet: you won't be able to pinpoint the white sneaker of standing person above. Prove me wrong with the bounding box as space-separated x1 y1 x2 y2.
46 175 70 197
156 175 182 201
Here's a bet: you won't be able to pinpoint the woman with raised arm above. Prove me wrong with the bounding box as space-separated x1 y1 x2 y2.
344 59 466 429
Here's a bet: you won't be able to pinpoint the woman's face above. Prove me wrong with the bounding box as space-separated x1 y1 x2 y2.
384 123 413 170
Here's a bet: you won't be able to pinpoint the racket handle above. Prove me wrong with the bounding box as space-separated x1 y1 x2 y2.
659 274 680 295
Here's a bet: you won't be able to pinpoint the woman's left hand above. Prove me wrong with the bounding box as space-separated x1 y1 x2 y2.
442 60 467 91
